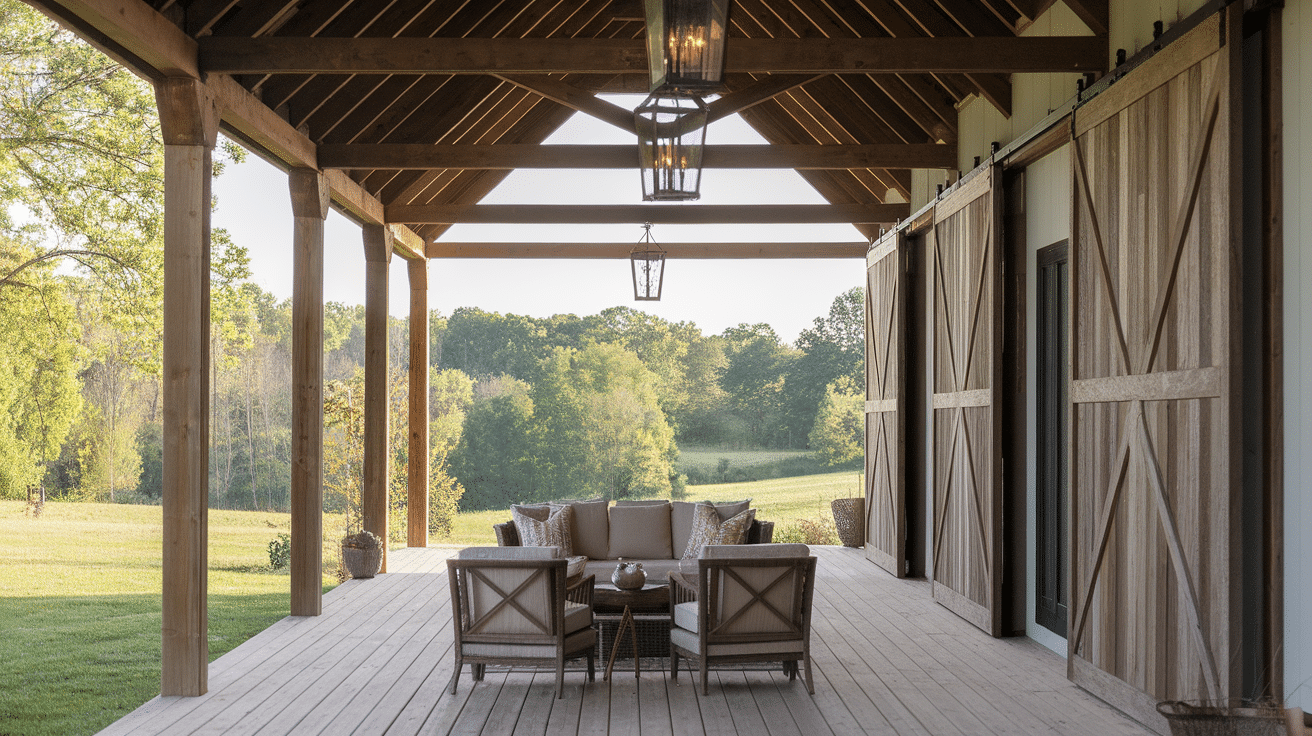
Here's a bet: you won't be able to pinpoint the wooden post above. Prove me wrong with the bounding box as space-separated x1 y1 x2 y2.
289 168 328 615
155 77 218 697
407 257 429 547
362 225 392 571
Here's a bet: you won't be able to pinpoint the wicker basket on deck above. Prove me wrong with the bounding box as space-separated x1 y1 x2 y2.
1156 701 1293 736
831 497 865 548
342 546 382 579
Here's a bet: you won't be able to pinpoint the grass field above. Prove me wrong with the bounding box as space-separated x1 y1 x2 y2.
675 446 813 474
0 501 342 736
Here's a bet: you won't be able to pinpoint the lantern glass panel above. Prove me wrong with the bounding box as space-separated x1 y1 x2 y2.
635 91 708 201
644 0 730 92
631 252 665 301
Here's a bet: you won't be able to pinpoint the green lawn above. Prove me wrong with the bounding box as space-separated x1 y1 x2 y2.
675 446 813 474
0 501 341 736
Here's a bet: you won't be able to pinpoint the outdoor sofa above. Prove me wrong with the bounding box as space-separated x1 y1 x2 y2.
493 498 775 584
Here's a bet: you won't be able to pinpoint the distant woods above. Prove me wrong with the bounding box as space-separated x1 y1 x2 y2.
0 2 866 525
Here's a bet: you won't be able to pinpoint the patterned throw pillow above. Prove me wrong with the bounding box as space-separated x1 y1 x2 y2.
512 504 574 558
681 503 756 560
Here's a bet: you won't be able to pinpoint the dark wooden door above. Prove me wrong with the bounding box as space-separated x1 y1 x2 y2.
865 231 907 578
1067 11 1241 724
930 166 1004 637
1035 241 1069 638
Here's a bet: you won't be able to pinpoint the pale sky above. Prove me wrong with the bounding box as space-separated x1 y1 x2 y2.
211 96 868 344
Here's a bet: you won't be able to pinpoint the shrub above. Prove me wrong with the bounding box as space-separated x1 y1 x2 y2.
267 533 291 569
773 517 839 546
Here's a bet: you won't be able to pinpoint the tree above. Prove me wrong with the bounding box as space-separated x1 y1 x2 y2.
439 307 548 381
531 343 676 500
451 376 537 510
719 323 797 447
0 242 79 497
808 376 864 465
785 287 865 446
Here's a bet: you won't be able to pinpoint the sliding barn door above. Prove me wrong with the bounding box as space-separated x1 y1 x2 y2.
930 167 1004 637
865 232 907 578
1067 12 1240 724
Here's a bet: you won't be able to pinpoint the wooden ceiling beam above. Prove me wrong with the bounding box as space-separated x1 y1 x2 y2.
707 74 826 123
318 143 957 170
385 203 911 225
197 36 1107 74
427 241 870 258
494 75 637 134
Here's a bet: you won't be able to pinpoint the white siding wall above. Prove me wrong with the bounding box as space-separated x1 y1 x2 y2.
1282 0 1312 713
1023 146 1071 657
1110 0 1210 70
954 2 1088 174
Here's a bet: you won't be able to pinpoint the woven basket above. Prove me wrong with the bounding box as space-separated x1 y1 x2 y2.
342 546 382 579
831 497 865 548
1156 701 1290 736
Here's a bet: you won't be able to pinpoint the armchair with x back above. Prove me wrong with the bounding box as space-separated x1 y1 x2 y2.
668 543 818 695
446 546 597 698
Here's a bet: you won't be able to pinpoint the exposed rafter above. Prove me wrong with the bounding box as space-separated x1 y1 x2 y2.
197 36 1107 75
384 203 911 225
427 242 870 258
318 143 958 170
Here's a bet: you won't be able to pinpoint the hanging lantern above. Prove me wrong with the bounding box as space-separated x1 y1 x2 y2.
643 0 731 92
635 90 708 202
630 223 666 301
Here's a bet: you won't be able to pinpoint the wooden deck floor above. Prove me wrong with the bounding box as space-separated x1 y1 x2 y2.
98 546 1153 736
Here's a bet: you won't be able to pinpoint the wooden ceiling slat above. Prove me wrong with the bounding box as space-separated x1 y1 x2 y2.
833 74 934 144
317 74 429 143
185 0 240 36
1062 0 1109 35
862 74 955 142
978 0 1024 32
209 0 302 38
707 74 825 123
929 0 1012 36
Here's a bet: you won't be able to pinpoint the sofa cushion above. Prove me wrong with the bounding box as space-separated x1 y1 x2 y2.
512 504 574 557
682 504 755 560
608 502 672 559
671 501 698 558
559 498 609 560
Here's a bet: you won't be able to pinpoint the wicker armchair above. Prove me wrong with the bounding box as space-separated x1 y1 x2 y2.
668 544 818 695
447 547 597 698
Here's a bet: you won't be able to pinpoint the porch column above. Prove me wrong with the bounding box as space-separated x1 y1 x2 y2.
289 169 328 615
407 257 430 547
155 78 218 697
362 225 392 572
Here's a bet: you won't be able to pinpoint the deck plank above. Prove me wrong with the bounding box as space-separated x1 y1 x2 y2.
97 547 1156 736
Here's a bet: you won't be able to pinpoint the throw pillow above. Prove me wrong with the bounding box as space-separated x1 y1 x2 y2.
682 503 756 560
608 502 673 559
512 504 574 558
703 498 751 522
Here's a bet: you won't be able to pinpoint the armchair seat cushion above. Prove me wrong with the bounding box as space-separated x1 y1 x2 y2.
669 626 804 657
463 627 598 659
673 601 699 632
564 601 593 634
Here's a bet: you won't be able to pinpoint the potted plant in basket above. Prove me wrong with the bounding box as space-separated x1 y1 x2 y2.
341 530 383 579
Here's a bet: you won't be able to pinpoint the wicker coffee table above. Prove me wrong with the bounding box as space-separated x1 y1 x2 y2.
593 582 670 680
